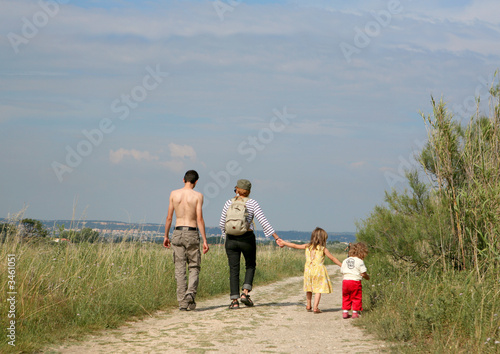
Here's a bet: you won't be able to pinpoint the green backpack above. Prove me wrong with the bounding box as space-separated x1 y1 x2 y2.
225 197 250 235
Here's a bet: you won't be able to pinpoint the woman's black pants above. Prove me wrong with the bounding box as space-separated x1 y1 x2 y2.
225 231 257 300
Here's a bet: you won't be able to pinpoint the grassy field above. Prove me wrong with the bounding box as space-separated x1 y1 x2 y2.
0 238 308 353
359 254 500 353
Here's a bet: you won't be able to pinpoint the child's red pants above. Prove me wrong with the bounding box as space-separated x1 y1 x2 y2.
342 280 363 311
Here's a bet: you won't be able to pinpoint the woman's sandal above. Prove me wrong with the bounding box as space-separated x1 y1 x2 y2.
240 293 254 307
306 306 312 312
229 300 239 309
313 308 322 314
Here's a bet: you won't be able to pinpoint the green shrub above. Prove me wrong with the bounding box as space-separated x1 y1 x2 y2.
356 76 500 352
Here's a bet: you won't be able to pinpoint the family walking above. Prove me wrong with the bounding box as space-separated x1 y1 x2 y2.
164 170 370 318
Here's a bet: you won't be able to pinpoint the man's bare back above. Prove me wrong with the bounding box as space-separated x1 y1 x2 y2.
163 170 209 309
163 173 209 254
170 187 202 228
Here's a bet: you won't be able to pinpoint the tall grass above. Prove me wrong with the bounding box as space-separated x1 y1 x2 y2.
420 85 500 272
0 237 305 353
361 254 500 353
356 75 500 351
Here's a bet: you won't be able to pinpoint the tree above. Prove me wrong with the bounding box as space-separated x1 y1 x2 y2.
20 218 48 239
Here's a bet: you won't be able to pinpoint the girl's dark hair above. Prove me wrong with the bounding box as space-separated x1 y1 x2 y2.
308 227 328 250
184 170 199 183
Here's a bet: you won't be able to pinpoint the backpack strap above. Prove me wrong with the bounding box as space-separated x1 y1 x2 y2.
233 196 249 203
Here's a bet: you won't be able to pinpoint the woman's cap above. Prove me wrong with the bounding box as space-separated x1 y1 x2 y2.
236 179 251 191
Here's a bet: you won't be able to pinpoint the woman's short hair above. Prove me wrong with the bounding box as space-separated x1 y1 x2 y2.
236 187 250 197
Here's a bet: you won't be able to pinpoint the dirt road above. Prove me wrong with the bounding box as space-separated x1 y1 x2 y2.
48 266 388 353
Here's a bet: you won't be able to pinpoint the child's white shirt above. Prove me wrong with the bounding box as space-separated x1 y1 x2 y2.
341 256 367 281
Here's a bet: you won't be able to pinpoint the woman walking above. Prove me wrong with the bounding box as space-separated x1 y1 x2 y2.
219 179 282 309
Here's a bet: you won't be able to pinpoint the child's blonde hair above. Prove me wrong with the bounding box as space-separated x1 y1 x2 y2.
348 242 369 259
308 227 328 250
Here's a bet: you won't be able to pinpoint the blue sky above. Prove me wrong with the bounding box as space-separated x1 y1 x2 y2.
1 0 499 232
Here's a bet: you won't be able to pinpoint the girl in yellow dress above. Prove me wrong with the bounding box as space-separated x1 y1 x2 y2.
279 227 342 313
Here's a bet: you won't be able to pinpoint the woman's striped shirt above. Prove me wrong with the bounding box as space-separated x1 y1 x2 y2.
219 198 275 237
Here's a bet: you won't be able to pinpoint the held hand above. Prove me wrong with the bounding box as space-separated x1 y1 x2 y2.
163 237 171 248
203 242 210 254
276 238 285 248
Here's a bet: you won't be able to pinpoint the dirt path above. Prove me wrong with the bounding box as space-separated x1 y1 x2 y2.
48 266 389 353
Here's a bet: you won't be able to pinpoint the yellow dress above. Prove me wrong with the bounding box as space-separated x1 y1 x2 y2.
303 245 332 293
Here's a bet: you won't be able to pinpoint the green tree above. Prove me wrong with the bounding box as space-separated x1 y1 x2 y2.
357 170 451 269
20 218 48 239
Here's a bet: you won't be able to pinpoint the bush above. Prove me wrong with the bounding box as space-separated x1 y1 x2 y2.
59 227 101 243
356 75 500 351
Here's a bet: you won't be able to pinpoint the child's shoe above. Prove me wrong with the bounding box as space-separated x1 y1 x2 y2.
342 312 350 319
352 312 359 319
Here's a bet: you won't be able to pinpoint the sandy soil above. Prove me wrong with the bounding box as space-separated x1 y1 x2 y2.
47 266 389 353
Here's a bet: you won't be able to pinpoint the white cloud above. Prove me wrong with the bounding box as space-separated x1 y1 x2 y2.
109 148 159 164
108 144 196 174
436 0 500 25
168 143 196 161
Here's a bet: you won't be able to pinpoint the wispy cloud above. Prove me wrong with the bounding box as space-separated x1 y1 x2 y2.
168 143 196 161
108 143 196 173
109 148 159 164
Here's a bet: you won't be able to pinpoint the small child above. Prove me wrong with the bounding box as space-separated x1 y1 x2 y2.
279 227 342 313
340 242 370 319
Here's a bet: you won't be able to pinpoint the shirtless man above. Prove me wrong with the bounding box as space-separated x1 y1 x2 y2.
164 170 209 311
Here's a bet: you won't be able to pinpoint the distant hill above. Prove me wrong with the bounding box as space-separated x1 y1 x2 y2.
0 218 357 243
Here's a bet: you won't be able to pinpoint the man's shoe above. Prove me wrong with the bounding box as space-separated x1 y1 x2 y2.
186 293 196 311
179 307 188 311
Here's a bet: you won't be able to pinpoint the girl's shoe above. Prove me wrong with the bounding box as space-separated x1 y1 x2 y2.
240 293 254 307
342 312 350 319
313 308 322 314
352 312 359 318
306 306 312 312
229 300 239 309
